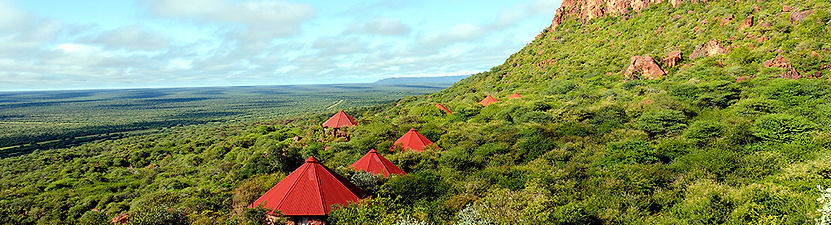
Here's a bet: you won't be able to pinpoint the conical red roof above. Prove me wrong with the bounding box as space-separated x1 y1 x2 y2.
249 157 368 216
479 95 499 106
508 92 522 99
391 128 437 152
322 110 358 128
436 103 452 114
351 149 406 178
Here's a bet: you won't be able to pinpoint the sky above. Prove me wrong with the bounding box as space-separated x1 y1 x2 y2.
0 0 561 91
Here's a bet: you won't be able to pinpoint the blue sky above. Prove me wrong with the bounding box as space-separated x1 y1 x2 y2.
0 0 561 91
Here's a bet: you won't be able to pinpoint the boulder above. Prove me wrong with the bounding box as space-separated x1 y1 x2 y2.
720 14 734 26
690 39 728 59
624 56 666 80
662 51 683 68
111 214 129 224
764 55 801 79
739 16 753 31
783 5 793 12
790 10 814 23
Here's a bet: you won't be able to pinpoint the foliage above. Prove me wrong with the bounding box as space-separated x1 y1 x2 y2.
637 109 687 136
2 0 831 224
753 114 815 142
819 186 831 225
393 215 431 225
455 205 491 225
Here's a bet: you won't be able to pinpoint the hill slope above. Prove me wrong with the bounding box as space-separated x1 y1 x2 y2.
2 0 831 224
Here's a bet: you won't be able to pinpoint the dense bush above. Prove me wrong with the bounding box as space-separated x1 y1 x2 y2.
2 0 831 224
636 109 687 136
753 114 815 142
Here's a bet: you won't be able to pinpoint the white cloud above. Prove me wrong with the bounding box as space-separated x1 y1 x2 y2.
0 1 27 31
144 0 315 40
85 26 171 51
418 24 485 49
348 18 410 36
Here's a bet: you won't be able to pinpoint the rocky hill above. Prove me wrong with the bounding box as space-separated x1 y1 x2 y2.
1 0 830 224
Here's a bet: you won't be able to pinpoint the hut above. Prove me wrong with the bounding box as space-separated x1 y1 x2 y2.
391 128 438 152
322 110 358 137
508 92 522 99
351 149 406 178
435 103 452 114
249 157 368 225
479 95 499 106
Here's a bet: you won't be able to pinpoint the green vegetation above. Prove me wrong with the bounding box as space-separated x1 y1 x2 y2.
0 84 446 157
2 0 831 224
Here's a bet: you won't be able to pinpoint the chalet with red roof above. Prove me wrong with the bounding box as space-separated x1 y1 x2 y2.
508 92 522 99
435 103 452 114
391 128 438 152
250 157 368 225
479 95 499 106
322 110 358 138
351 149 406 177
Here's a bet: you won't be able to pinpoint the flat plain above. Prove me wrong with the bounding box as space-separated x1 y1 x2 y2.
0 84 447 157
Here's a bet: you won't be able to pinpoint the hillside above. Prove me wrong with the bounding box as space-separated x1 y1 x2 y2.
2 0 831 224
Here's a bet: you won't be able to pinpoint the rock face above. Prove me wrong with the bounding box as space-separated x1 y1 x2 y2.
551 0 690 30
790 10 814 23
720 14 734 26
740 16 753 31
662 51 683 68
764 55 802 79
625 56 666 79
690 39 727 59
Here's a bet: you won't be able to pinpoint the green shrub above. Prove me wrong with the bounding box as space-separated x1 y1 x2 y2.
544 79 577 95
602 139 658 165
684 121 724 143
328 197 400 224
379 171 449 205
553 202 597 225
637 109 687 136
351 172 384 196
78 211 108 225
127 205 189 225
456 204 492 225
752 114 815 142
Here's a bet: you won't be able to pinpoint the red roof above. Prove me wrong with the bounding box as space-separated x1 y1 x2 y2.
435 103 452 114
508 92 522 99
249 157 368 216
391 128 437 152
479 95 499 106
351 149 406 178
322 110 358 128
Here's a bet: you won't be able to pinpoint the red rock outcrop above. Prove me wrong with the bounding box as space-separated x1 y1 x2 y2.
783 5 793 12
739 16 753 31
790 10 814 23
764 55 802 79
720 14 734 26
690 39 727 59
624 56 666 79
550 0 697 30
662 51 683 68
111 214 129 224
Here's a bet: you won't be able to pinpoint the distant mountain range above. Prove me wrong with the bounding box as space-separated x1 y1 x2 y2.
374 75 469 85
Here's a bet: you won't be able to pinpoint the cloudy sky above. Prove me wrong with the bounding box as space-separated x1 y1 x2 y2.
0 0 560 91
